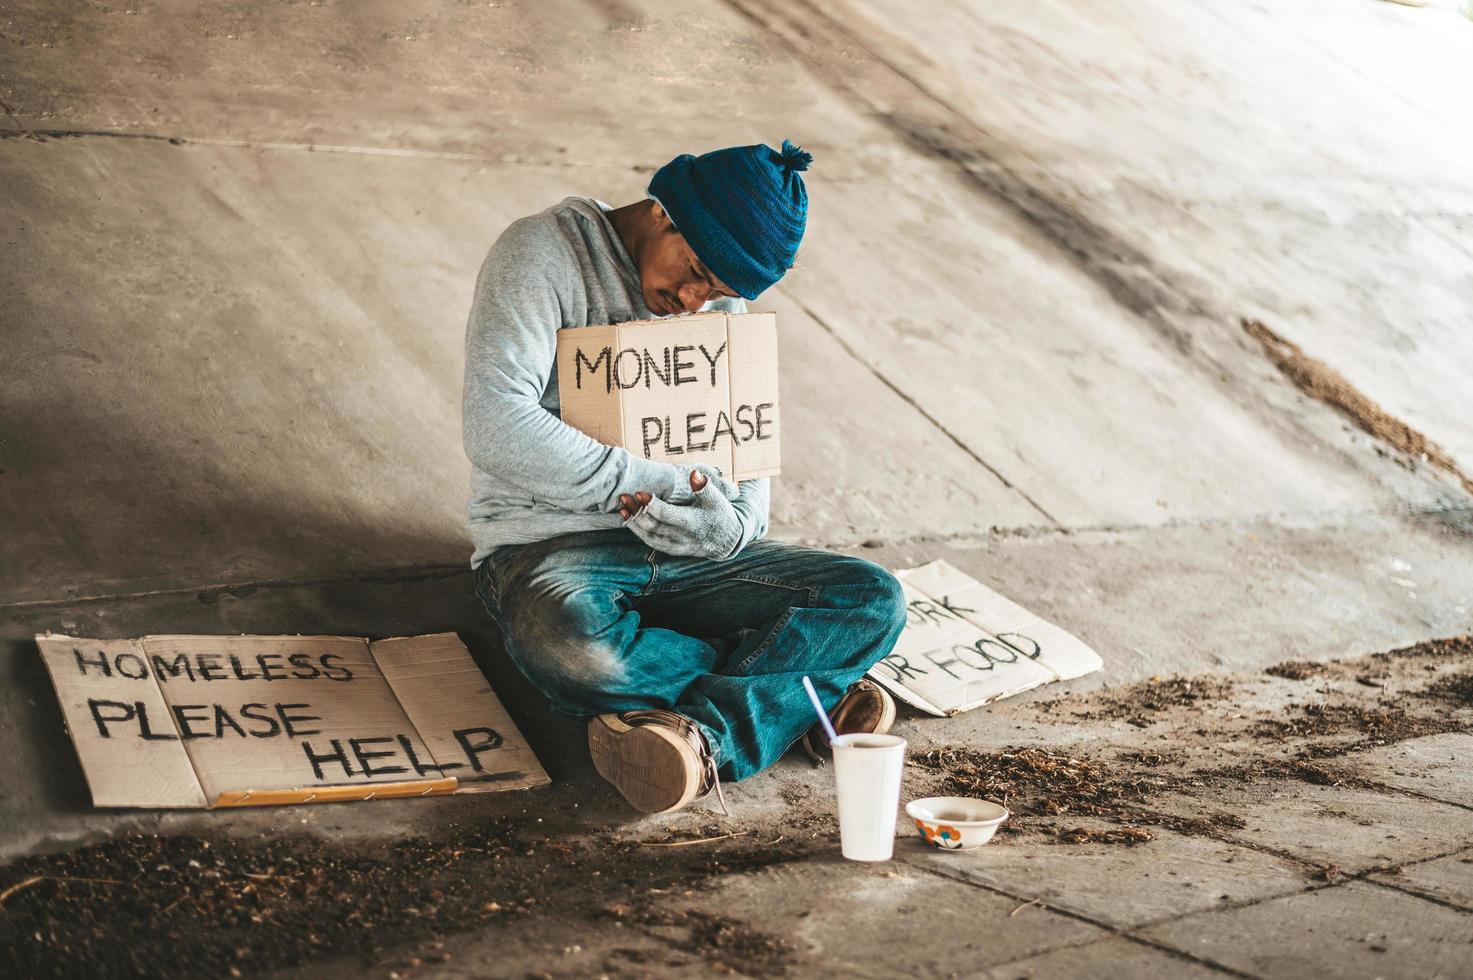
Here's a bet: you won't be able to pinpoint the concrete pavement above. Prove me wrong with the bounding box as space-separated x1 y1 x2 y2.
2 0 1471 976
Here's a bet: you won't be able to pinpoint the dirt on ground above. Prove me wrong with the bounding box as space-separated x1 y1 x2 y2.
4 635 1469 976
1052 674 1237 728
1242 318 1473 494
1265 660 1327 680
0 822 809 979
909 745 1246 845
913 634 1472 847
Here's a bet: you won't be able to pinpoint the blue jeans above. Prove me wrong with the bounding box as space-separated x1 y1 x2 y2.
474 530 907 781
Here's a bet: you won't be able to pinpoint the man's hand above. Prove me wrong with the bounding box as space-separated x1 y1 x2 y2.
666 464 740 505
619 470 743 560
617 464 736 517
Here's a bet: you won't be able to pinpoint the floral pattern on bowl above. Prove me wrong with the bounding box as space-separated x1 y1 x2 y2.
914 819 965 849
905 797 1009 850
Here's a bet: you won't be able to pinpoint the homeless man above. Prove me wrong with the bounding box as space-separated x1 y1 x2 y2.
463 140 907 814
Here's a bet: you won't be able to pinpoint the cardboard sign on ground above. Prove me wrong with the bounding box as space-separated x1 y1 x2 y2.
556 311 781 480
36 631 549 808
867 561 1103 715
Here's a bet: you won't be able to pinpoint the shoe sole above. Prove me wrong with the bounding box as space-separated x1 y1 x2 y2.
587 714 701 814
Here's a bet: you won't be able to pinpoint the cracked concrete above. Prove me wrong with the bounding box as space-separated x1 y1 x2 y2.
3 0 1473 976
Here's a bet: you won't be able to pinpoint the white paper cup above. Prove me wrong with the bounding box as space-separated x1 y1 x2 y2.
831 733 908 862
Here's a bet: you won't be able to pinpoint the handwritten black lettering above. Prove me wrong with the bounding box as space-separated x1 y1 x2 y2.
923 646 964 679
454 727 503 772
171 704 211 739
642 347 672 387
908 599 960 626
996 633 1042 660
318 654 353 682
613 347 643 390
87 698 133 737
228 654 259 681
641 416 663 457
301 739 355 781
734 403 756 441
74 648 111 677
114 653 149 679
151 653 195 683
276 703 322 737
873 655 926 683
953 642 995 673
287 652 321 680
710 409 735 449
938 595 978 617
755 402 775 441
397 734 458 777
211 704 247 739
575 346 612 393
350 737 408 777
136 703 177 741
698 341 727 386
239 702 282 737
672 345 696 385
685 412 708 451
256 654 288 681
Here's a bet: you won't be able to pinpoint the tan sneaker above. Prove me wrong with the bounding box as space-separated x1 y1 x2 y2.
588 709 727 815
801 678 897 762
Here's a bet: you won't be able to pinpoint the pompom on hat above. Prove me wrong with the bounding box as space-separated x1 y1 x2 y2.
647 139 812 300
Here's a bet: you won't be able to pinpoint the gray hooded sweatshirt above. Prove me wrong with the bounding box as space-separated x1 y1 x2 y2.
462 196 770 566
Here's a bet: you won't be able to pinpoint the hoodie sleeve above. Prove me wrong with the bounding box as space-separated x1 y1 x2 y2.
728 477 771 556
461 216 682 511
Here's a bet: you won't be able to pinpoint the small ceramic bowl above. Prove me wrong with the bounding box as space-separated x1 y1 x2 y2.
906 796 1010 850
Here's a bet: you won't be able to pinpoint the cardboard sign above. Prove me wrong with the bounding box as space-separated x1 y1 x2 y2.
867 561 1103 715
556 311 781 481
36 632 549 808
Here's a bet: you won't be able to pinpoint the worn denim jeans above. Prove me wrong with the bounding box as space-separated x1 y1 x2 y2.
474 530 908 781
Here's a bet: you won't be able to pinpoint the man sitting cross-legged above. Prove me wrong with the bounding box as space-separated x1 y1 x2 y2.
463 140 906 813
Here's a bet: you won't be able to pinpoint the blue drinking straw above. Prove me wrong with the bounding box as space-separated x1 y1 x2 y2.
801 675 839 744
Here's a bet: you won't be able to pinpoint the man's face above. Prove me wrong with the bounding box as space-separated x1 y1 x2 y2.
637 204 740 315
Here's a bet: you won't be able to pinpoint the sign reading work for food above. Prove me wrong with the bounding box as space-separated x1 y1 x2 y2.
36 632 549 808
556 311 781 481
867 561 1104 716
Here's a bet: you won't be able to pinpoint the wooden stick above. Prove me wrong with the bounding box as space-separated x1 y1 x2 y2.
0 875 122 908
637 831 747 848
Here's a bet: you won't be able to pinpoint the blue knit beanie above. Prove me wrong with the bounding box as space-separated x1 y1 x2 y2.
647 139 812 300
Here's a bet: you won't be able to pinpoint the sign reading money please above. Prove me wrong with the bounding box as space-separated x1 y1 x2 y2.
556 311 781 481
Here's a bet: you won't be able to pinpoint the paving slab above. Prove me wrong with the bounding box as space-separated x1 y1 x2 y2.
868 510 1473 686
664 857 1105 978
1156 782 1473 875
1139 880 1473 980
971 935 1228 980
330 914 720 980
899 828 1310 929
1342 733 1473 809
1372 850 1473 911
